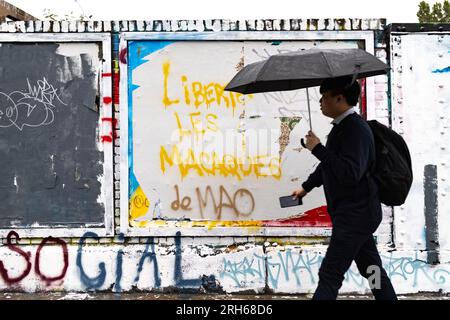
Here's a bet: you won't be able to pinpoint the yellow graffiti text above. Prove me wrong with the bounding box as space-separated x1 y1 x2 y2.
162 60 253 115
173 111 218 141
162 61 180 107
160 145 281 180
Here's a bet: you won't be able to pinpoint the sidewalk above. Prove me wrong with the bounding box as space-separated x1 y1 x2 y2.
1 292 449 300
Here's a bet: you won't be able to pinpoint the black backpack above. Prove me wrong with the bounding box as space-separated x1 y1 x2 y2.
367 120 413 206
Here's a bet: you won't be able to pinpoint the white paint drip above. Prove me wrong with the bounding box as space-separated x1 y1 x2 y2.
95 172 105 205
50 154 55 172
14 175 18 193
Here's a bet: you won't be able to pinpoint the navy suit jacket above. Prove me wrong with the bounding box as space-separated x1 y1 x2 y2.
302 113 382 232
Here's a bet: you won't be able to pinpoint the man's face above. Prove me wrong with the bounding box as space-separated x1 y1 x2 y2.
319 90 341 118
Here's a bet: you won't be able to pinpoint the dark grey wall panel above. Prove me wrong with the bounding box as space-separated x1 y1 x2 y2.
0 43 104 228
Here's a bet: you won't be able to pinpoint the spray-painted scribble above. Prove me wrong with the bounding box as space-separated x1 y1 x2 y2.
221 250 450 290
251 47 304 60
0 78 66 131
0 231 32 286
170 185 256 220
431 66 450 74
100 117 118 143
133 237 161 288
174 231 205 287
0 230 449 293
34 236 69 286
0 231 68 287
76 232 107 290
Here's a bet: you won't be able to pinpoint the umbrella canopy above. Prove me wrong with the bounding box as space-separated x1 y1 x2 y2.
224 48 390 94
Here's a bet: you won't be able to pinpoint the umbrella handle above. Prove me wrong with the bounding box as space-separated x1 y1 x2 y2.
301 138 307 148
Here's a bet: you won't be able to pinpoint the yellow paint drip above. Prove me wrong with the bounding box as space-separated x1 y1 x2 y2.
130 220 150 228
130 219 264 232
153 220 169 227
188 220 263 230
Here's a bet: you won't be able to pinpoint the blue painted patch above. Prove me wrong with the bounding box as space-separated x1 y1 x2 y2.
128 41 174 197
432 66 450 74
129 41 174 71
128 80 138 196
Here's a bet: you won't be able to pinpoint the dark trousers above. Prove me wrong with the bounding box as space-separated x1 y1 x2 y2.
312 227 397 300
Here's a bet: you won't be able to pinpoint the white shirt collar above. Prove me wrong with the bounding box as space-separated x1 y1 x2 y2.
331 108 356 125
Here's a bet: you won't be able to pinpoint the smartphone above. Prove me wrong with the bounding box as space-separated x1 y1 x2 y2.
279 195 303 208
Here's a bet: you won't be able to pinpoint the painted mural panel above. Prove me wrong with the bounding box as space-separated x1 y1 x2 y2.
391 34 450 253
0 42 107 228
128 40 360 229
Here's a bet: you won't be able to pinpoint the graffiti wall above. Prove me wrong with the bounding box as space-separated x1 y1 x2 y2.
0 230 449 293
121 32 376 236
0 19 448 295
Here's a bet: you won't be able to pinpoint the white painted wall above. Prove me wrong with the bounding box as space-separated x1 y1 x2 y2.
0 242 448 294
391 33 450 254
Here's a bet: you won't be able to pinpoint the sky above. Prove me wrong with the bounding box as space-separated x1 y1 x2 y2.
7 0 424 23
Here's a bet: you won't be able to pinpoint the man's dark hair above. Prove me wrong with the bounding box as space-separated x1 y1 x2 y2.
319 76 361 106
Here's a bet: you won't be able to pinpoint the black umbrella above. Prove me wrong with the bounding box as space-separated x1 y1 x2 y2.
224 48 389 131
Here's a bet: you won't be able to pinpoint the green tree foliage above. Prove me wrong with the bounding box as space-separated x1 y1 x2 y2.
432 2 444 21
417 1 433 22
444 0 450 21
417 0 450 22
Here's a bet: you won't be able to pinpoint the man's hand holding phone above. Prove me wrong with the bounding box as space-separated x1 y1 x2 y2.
291 188 307 200
279 188 308 208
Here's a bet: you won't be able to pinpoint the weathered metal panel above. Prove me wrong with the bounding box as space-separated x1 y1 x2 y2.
390 33 450 253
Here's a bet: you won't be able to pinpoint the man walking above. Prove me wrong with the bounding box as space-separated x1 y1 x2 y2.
292 76 397 300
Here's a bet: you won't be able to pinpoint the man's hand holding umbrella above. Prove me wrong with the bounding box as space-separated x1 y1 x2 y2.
303 130 321 151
